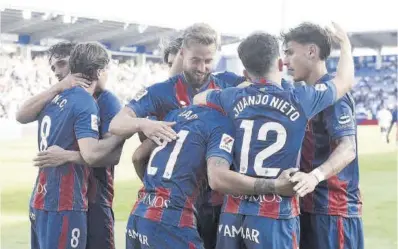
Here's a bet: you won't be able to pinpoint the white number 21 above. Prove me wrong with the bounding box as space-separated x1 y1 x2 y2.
147 130 189 179
239 120 287 177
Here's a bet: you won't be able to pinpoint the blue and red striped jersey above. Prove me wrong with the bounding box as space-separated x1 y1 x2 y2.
131 106 235 228
205 79 337 219
87 90 122 207
127 73 233 207
30 87 99 211
300 74 362 217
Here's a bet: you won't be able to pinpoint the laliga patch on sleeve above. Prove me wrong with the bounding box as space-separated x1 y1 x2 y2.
219 134 234 153
338 114 352 125
315 83 327 91
91 114 99 132
133 87 148 101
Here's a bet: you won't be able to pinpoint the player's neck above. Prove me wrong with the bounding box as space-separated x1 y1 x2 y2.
83 82 98 96
252 74 281 87
305 63 328 85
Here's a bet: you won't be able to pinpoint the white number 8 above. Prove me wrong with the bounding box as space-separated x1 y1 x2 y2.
70 228 80 248
39 115 51 151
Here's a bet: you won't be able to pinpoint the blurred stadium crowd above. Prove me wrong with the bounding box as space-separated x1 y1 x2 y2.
0 52 397 119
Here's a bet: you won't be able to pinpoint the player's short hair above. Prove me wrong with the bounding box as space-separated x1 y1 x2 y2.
48 42 76 62
69 42 110 81
182 23 220 49
163 37 183 63
281 22 332 60
238 32 280 77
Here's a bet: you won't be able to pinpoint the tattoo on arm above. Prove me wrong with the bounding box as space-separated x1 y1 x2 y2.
207 157 229 185
322 135 356 177
253 178 275 195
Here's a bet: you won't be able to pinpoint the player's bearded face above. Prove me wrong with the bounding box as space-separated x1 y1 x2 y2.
50 56 70 81
283 41 312 82
182 43 216 88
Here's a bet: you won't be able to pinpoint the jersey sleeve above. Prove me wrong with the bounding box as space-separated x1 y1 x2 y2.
74 98 100 140
205 117 235 165
97 92 122 134
126 83 168 119
294 80 337 119
214 71 246 87
206 88 238 115
323 96 356 139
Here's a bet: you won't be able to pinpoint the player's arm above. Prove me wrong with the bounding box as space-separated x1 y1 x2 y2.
132 139 157 181
291 98 356 197
34 133 124 168
207 157 298 196
327 22 355 99
16 74 90 124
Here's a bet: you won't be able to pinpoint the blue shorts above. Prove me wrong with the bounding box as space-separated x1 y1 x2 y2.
126 215 204 249
300 212 364 249
197 205 221 249
30 207 87 249
216 213 299 249
86 203 115 249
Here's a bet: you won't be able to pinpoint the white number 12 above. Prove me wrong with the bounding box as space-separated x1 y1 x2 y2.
239 120 286 177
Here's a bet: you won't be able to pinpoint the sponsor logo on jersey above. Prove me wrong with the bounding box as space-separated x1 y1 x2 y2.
315 83 328 91
133 88 148 101
338 115 351 125
91 114 99 132
219 134 234 153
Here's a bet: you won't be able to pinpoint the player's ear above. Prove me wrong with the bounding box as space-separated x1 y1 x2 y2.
243 70 251 81
308 44 317 59
278 58 284 72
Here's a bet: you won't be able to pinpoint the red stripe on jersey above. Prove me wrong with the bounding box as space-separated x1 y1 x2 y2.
300 121 316 212
189 242 197 249
208 80 219 90
258 195 280 219
108 215 115 249
224 195 241 213
59 165 75 210
210 191 224 206
144 187 171 222
292 232 298 249
337 217 345 249
81 167 90 208
327 176 348 215
204 102 226 115
291 196 300 217
131 187 146 214
175 78 190 107
106 168 114 207
179 196 195 227
57 215 69 249
33 170 46 209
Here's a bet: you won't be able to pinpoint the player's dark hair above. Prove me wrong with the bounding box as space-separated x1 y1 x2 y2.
163 37 183 63
48 42 76 62
238 32 280 77
182 23 220 49
281 22 332 60
69 42 110 81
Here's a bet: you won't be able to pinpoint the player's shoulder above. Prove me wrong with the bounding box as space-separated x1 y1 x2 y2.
66 87 98 112
213 71 245 87
97 89 118 102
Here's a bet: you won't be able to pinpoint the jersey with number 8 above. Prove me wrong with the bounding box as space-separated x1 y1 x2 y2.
130 105 235 228
30 87 100 212
205 80 338 219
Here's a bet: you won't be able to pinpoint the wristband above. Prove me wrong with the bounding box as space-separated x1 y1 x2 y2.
310 168 325 183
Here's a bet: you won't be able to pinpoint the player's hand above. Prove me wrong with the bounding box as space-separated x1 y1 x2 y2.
139 119 178 145
289 172 319 197
58 73 92 91
33 145 68 168
274 168 299 196
326 22 350 47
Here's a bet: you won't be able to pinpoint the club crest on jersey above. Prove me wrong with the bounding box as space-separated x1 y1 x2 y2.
134 88 148 101
315 83 328 91
91 114 99 132
219 134 234 153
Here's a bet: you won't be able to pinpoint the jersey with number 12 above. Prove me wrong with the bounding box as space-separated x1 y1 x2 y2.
30 87 100 212
206 80 338 219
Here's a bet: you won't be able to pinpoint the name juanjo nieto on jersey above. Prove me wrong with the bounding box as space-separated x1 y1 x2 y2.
233 94 300 121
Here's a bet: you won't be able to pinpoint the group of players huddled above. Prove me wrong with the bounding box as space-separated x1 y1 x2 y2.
16 21 363 249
